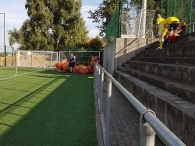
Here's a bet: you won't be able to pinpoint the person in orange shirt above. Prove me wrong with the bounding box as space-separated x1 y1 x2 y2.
81 63 88 74
94 55 100 63
61 59 69 73
178 19 188 36
74 64 81 74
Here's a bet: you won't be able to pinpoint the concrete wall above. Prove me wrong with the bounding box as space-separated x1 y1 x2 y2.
103 37 157 73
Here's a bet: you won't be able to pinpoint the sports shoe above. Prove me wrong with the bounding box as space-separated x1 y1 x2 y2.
156 47 162 49
156 47 162 50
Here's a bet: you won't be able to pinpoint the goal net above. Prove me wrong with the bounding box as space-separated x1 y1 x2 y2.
121 9 156 38
15 50 58 75
59 51 100 65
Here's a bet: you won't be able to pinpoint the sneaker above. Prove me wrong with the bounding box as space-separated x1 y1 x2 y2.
156 47 162 49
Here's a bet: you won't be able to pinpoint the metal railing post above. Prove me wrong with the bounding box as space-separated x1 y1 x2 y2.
140 110 156 146
106 77 112 146
97 66 101 97
94 63 97 88
99 69 104 114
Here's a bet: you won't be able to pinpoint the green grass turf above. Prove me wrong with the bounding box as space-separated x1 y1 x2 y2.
0 68 97 146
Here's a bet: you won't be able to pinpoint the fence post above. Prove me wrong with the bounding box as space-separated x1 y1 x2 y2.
98 66 101 95
106 77 112 146
99 69 104 114
94 63 98 89
189 0 193 33
140 110 156 146
173 0 176 16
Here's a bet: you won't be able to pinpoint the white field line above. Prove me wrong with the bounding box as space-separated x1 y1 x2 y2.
0 69 45 81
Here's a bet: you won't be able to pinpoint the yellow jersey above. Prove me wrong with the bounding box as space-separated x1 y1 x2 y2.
165 17 180 25
156 17 165 24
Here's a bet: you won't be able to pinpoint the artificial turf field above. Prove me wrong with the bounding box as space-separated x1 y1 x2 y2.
0 67 97 146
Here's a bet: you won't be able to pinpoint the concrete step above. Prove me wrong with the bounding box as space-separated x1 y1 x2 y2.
136 44 195 58
123 61 195 86
134 57 195 66
145 33 195 51
118 66 195 104
113 70 195 146
176 31 195 42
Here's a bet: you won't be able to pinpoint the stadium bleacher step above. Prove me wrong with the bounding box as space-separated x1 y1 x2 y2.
132 57 195 66
145 32 195 50
123 61 195 86
141 44 195 57
114 70 195 146
118 66 195 104
113 32 195 145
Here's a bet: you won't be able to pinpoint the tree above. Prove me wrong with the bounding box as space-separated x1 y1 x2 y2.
88 0 121 37
8 0 88 50
90 37 103 50
88 0 168 39
77 37 103 50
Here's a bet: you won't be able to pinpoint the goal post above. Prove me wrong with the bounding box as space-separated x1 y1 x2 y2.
59 51 100 65
15 50 58 75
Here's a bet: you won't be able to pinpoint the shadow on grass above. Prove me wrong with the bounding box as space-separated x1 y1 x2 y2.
0 71 97 146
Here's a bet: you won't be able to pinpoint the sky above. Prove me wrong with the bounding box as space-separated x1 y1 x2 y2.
0 0 102 52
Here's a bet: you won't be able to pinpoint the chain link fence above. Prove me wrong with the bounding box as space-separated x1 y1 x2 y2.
167 0 195 33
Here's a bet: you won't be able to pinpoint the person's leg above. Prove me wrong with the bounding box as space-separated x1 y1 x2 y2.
172 22 179 43
156 31 162 49
69 67 72 72
167 30 173 43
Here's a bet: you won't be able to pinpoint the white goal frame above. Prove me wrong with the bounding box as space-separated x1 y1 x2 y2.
16 50 58 75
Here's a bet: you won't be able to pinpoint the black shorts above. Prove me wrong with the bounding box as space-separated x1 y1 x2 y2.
69 62 75 68
168 21 180 30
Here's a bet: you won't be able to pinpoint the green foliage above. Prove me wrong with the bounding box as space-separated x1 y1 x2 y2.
88 0 121 36
77 36 103 51
90 37 103 50
8 0 88 51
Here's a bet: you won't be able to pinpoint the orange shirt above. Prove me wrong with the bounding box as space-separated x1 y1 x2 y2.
81 66 88 74
74 65 81 74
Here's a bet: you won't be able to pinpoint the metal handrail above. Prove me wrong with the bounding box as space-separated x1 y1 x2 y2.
94 62 186 146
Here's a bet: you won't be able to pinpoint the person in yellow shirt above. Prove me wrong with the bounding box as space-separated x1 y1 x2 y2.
156 14 165 29
156 19 168 49
164 17 180 43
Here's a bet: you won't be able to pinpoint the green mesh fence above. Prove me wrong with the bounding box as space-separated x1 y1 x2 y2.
106 4 122 43
167 0 195 33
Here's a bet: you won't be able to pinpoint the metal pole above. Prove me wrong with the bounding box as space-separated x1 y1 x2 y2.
0 13 6 66
15 50 18 76
3 13 5 66
174 0 176 16
99 69 104 114
12 47 14 66
44 54 45 69
118 0 122 38
141 0 147 38
106 77 112 146
51 53 52 68
189 0 193 33
140 110 156 146
161 0 163 15
94 63 98 89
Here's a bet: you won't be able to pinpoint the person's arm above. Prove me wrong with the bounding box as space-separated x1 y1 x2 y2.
73 56 76 62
